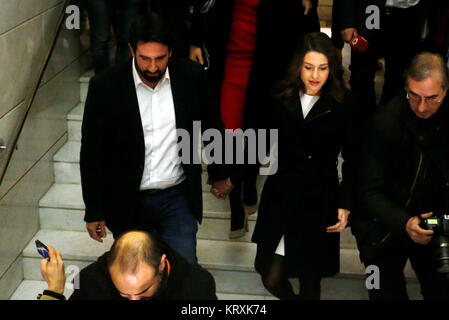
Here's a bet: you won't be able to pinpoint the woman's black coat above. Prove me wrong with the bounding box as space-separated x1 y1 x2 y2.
191 0 320 130
251 93 357 277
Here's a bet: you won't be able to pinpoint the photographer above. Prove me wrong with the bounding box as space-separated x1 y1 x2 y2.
353 52 449 300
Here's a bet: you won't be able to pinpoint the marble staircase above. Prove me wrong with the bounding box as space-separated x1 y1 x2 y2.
10 71 421 300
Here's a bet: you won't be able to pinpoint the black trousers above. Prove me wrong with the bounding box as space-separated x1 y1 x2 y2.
363 238 449 300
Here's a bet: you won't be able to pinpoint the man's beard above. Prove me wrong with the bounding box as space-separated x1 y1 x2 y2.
141 70 163 84
135 60 165 84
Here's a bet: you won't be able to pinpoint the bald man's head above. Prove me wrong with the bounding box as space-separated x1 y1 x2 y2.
107 231 163 274
107 231 167 300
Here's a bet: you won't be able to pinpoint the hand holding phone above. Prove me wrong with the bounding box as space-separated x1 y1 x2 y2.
350 35 369 54
39 244 66 295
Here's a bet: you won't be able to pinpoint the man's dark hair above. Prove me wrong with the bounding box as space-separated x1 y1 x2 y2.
107 230 164 274
128 12 174 52
405 52 449 90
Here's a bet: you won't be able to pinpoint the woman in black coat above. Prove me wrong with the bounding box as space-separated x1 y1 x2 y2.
251 32 357 300
190 0 321 238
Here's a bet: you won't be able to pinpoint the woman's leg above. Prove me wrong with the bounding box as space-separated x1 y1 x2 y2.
297 272 321 300
260 254 296 300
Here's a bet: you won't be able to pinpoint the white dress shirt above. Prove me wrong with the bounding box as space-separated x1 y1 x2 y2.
300 92 320 119
132 59 185 190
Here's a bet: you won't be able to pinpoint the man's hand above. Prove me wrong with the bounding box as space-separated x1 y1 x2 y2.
303 0 313 15
40 246 65 294
341 27 358 43
86 220 107 242
210 178 234 199
406 212 434 245
189 45 204 65
327 208 350 233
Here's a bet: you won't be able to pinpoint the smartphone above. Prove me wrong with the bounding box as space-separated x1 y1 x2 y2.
350 35 369 54
35 240 50 259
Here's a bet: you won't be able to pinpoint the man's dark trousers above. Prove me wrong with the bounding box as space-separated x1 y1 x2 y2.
363 236 449 300
133 182 198 265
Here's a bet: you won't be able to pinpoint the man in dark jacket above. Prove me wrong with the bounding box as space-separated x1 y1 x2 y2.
80 13 234 265
353 52 449 300
39 230 217 300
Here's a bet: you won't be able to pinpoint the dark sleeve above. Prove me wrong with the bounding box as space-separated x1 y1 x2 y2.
338 99 358 211
79 77 106 223
190 0 208 47
187 267 218 300
195 65 235 183
338 0 358 31
357 119 411 236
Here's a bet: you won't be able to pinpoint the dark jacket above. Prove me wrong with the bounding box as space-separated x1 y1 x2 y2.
352 93 449 261
80 58 229 235
69 243 217 300
338 0 429 40
251 92 357 277
191 0 320 130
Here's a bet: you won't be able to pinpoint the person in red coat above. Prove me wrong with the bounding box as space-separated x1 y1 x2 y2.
190 0 320 238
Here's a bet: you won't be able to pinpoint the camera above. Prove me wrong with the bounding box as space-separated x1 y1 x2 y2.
421 214 449 273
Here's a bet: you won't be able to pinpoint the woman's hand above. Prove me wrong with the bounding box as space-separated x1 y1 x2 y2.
190 45 204 65
327 208 350 233
303 0 313 15
40 246 66 294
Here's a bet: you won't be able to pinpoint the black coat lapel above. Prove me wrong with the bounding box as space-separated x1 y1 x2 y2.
119 61 146 146
282 95 304 124
303 94 332 123
168 59 190 131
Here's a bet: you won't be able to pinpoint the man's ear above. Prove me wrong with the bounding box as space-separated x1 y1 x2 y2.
128 43 135 58
169 50 173 58
159 254 167 273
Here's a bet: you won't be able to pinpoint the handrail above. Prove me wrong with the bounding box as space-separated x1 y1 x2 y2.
0 0 71 186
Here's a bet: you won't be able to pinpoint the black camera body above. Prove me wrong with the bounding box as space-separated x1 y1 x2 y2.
421 214 449 273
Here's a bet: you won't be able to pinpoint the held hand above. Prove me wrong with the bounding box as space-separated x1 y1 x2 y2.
189 45 204 65
210 178 234 199
406 212 434 245
86 220 107 243
303 0 313 15
327 208 350 233
40 246 66 294
341 28 358 44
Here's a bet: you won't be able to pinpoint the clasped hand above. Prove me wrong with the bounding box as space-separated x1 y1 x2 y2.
209 178 234 199
327 208 350 233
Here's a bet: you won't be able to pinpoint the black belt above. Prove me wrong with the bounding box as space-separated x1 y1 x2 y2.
139 181 186 196
140 189 162 195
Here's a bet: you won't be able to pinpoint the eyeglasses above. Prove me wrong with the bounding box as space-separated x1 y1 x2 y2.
406 91 445 107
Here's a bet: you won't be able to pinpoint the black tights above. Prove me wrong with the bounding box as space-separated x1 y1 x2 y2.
261 254 321 300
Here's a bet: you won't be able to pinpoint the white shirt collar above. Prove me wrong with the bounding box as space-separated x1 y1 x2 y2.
132 58 170 91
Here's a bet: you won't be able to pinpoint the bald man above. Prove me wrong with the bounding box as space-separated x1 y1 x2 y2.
39 231 217 300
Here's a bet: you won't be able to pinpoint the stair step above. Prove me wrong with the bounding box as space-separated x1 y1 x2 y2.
11 275 423 300
22 230 365 277
67 102 84 121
